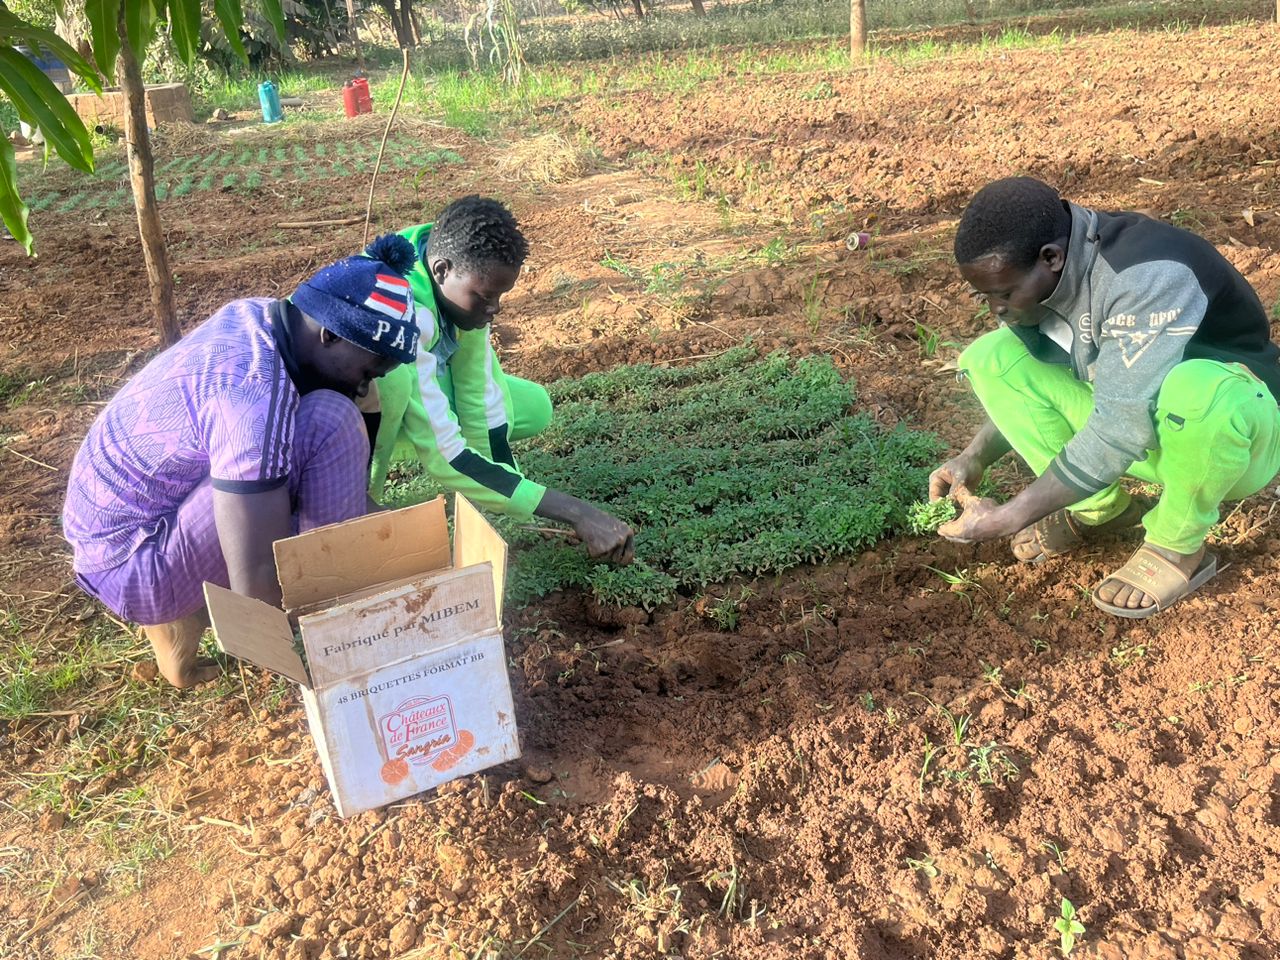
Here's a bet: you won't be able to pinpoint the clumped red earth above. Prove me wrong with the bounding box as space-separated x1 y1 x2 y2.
3 19 1280 960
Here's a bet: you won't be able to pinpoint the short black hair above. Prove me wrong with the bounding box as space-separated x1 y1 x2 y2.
954 176 1072 269
426 195 528 273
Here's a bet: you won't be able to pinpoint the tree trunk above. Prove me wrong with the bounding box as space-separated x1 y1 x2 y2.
690 0 706 16
396 0 415 47
345 0 365 73
116 11 180 347
632 0 644 19
56 9 95 76
850 0 867 58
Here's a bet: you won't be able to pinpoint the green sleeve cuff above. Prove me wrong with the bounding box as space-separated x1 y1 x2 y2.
508 479 548 521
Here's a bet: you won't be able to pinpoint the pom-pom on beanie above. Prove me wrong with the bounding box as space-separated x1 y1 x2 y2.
292 234 421 364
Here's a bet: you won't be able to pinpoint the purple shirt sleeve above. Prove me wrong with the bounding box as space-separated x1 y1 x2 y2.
200 373 298 493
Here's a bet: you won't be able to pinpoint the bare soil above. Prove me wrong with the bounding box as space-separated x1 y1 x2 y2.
2 19 1280 960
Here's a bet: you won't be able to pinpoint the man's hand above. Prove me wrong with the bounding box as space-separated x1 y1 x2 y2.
937 495 1002 543
929 454 985 502
535 488 635 565
572 505 635 565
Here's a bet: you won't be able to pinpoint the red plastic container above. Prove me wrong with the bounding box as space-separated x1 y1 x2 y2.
353 77 373 115
342 78 373 118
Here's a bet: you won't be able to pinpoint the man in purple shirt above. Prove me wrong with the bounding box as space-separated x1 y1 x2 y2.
64 236 421 688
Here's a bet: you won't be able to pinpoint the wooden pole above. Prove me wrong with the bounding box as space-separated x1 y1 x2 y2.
850 0 867 58
116 8 179 347
363 47 412 247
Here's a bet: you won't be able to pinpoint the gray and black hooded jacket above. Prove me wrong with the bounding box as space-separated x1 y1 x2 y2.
1007 201 1280 498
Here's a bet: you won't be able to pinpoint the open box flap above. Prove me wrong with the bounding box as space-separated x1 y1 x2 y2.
453 495 508 617
203 582 309 685
274 496 451 613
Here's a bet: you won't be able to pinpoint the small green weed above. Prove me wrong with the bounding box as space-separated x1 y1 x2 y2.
702 587 754 631
753 236 792 265
1110 641 1147 668
916 322 954 359
1054 897 1085 955
968 742 1019 786
905 855 938 878
1169 208 1206 232
799 80 836 100
1041 839 1068 873
802 273 824 333
912 694 1018 796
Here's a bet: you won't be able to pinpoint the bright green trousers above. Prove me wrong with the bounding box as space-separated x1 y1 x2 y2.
959 327 1280 553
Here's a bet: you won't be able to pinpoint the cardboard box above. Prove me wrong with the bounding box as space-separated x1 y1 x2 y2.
205 495 519 817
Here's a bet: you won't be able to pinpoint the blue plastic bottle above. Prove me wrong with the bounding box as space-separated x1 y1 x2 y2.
258 81 283 124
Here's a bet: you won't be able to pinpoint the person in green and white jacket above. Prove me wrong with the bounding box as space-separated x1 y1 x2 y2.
367 196 635 563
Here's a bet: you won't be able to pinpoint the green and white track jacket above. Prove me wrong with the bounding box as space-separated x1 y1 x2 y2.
368 223 546 518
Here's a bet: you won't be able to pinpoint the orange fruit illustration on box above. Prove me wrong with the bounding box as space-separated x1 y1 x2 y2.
432 729 475 772
380 758 410 784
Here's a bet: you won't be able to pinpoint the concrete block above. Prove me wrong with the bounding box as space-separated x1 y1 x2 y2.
66 83 194 130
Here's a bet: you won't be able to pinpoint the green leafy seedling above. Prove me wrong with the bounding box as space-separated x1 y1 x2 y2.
905 855 938 878
1054 898 1085 955
907 498 958 535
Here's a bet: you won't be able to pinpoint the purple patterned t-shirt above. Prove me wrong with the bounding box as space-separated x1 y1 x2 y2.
64 298 299 574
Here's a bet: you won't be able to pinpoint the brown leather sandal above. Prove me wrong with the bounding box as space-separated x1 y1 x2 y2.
1011 509 1085 563
1091 545 1218 619
1012 497 1149 564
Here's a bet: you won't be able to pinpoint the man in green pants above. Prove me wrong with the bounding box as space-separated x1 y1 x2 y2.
932 176 1280 617
367 196 635 563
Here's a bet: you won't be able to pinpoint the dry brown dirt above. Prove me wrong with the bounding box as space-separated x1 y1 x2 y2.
2 18 1280 960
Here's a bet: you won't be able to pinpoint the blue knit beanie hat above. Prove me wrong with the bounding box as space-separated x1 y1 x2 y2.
292 234 420 364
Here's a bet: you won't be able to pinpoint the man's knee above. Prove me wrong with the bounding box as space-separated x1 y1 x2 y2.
508 377 553 441
296 389 368 455
1156 360 1261 425
958 327 1029 384
522 383 553 436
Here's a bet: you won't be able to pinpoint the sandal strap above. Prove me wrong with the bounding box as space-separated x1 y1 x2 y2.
1102 546 1193 611
1033 509 1084 556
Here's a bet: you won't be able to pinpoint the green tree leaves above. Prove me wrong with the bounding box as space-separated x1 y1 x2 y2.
84 0 122 77
212 0 249 63
0 136 30 255
124 0 159 59
259 0 287 48
1 1 276 255
0 46 94 174
0 10 102 252
167 0 203 66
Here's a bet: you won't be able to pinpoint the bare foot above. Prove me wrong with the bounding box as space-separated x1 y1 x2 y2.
166 659 223 689
1094 543 1206 611
143 614 222 689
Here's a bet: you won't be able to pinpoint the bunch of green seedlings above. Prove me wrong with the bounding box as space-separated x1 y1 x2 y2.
906 496 958 535
385 345 942 609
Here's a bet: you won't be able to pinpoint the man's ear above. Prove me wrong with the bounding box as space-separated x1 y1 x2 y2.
429 256 452 285
1040 242 1067 273
319 327 338 346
